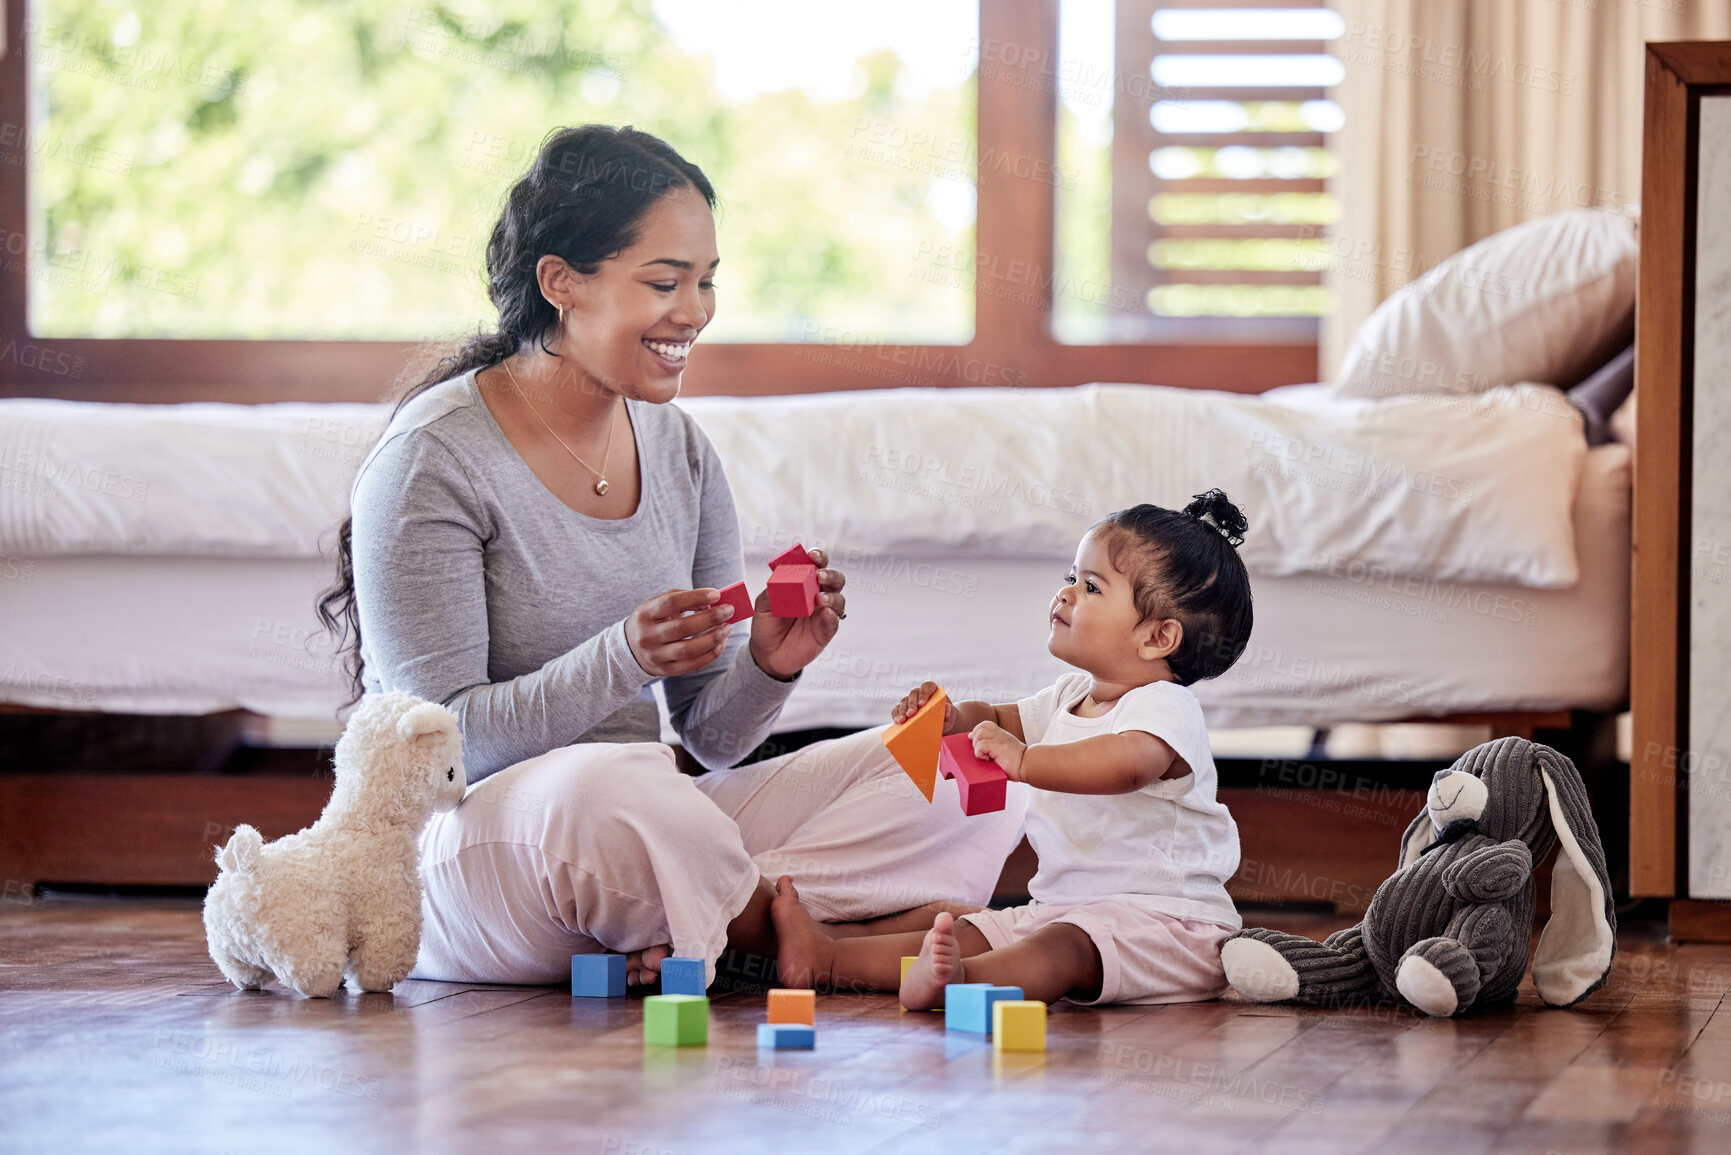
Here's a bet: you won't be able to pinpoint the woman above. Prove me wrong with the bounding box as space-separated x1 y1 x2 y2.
320 125 1027 987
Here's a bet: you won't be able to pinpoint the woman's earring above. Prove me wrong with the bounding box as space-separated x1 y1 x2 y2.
556 305 565 327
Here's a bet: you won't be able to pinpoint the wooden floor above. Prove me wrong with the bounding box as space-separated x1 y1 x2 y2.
2 897 1729 1154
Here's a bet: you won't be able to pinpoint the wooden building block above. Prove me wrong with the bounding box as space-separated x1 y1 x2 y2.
766 564 819 617
944 983 1023 1035
882 687 947 801
940 734 1008 815
992 1000 1046 1052
715 580 754 625
767 543 816 570
643 995 708 1046
757 1023 816 1049
571 953 627 997
767 988 816 1025
659 957 707 996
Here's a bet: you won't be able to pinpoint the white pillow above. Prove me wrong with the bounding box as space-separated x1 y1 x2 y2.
1335 208 1638 399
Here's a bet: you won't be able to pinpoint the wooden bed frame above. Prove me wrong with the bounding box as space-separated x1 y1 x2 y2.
0 707 1573 913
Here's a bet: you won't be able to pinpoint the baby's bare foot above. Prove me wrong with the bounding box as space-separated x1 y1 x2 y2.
624 945 671 987
900 911 964 1011
771 876 837 991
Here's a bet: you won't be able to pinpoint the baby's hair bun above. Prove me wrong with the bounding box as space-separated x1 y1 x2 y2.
1183 489 1248 547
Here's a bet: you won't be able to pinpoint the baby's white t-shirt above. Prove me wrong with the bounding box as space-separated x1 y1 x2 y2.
1016 672 1241 930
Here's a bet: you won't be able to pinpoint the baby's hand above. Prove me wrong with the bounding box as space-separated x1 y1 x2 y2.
891 681 956 732
970 721 1027 780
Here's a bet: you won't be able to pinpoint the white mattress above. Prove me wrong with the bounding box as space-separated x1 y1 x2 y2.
0 445 1629 731
1 383 1589 590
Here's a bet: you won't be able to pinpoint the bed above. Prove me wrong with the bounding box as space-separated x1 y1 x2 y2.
0 381 1626 904
0 207 1637 902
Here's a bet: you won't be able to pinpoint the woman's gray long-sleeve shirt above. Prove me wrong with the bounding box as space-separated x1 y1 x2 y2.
349 370 795 782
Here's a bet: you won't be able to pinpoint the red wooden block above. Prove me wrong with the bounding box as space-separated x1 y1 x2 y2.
766 564 818 617
716 580 754 625
768 543 816 570
939 734 1008 816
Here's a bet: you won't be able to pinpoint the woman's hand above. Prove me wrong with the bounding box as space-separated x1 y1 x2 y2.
747 548 847 680
625 588 737 678
892 681 956 731
970 721 1027 781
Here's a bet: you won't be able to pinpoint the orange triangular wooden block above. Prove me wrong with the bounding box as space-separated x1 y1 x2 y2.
882 687 947 802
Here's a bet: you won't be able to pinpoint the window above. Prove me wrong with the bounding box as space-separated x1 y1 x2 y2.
1054 0 1342 343
0 1 1319 400
24 0 977 344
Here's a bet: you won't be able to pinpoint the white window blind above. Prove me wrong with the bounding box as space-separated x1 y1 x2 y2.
1110 1 1342 332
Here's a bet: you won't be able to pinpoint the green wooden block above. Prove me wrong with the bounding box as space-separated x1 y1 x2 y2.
644 994 708 1047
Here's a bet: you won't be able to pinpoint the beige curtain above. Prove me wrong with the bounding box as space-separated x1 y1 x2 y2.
1322 0 1731 379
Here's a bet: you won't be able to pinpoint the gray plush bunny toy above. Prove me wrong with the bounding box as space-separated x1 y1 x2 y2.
1222 737 1616 1017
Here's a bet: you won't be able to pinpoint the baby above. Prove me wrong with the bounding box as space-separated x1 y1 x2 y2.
773 491 1254 1008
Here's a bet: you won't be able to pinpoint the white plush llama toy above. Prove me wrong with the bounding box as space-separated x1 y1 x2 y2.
203 692 466 997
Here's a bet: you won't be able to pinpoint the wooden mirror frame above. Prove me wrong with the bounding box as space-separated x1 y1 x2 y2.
1631 42 1731 928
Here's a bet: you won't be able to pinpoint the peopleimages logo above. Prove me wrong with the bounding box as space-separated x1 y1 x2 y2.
860 443 1093 515
1247 429 1476 504
0 446 146 499
846 117 1078 190
0 337 86 379
1306 553 1539 627
1339 23 1575 95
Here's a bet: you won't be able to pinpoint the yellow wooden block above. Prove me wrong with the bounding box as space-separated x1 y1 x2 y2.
882 688 947 801
993 1000 1046 1052
767 988 815 1025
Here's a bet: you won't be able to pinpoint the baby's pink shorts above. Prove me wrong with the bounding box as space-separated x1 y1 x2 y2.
959 896 1234 1005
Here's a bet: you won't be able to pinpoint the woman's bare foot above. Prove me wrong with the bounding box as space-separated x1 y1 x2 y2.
900 911 965 1010
770 876 837 991
824 900 987 939
624 945 671 987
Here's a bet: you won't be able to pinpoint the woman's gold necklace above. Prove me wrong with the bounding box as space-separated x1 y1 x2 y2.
500 359 619 496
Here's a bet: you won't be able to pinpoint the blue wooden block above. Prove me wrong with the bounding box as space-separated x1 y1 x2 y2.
944 983 1024 1034
660 957 707 996
571 953 627 997
757 1023 816 1049
941 983 992 1032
